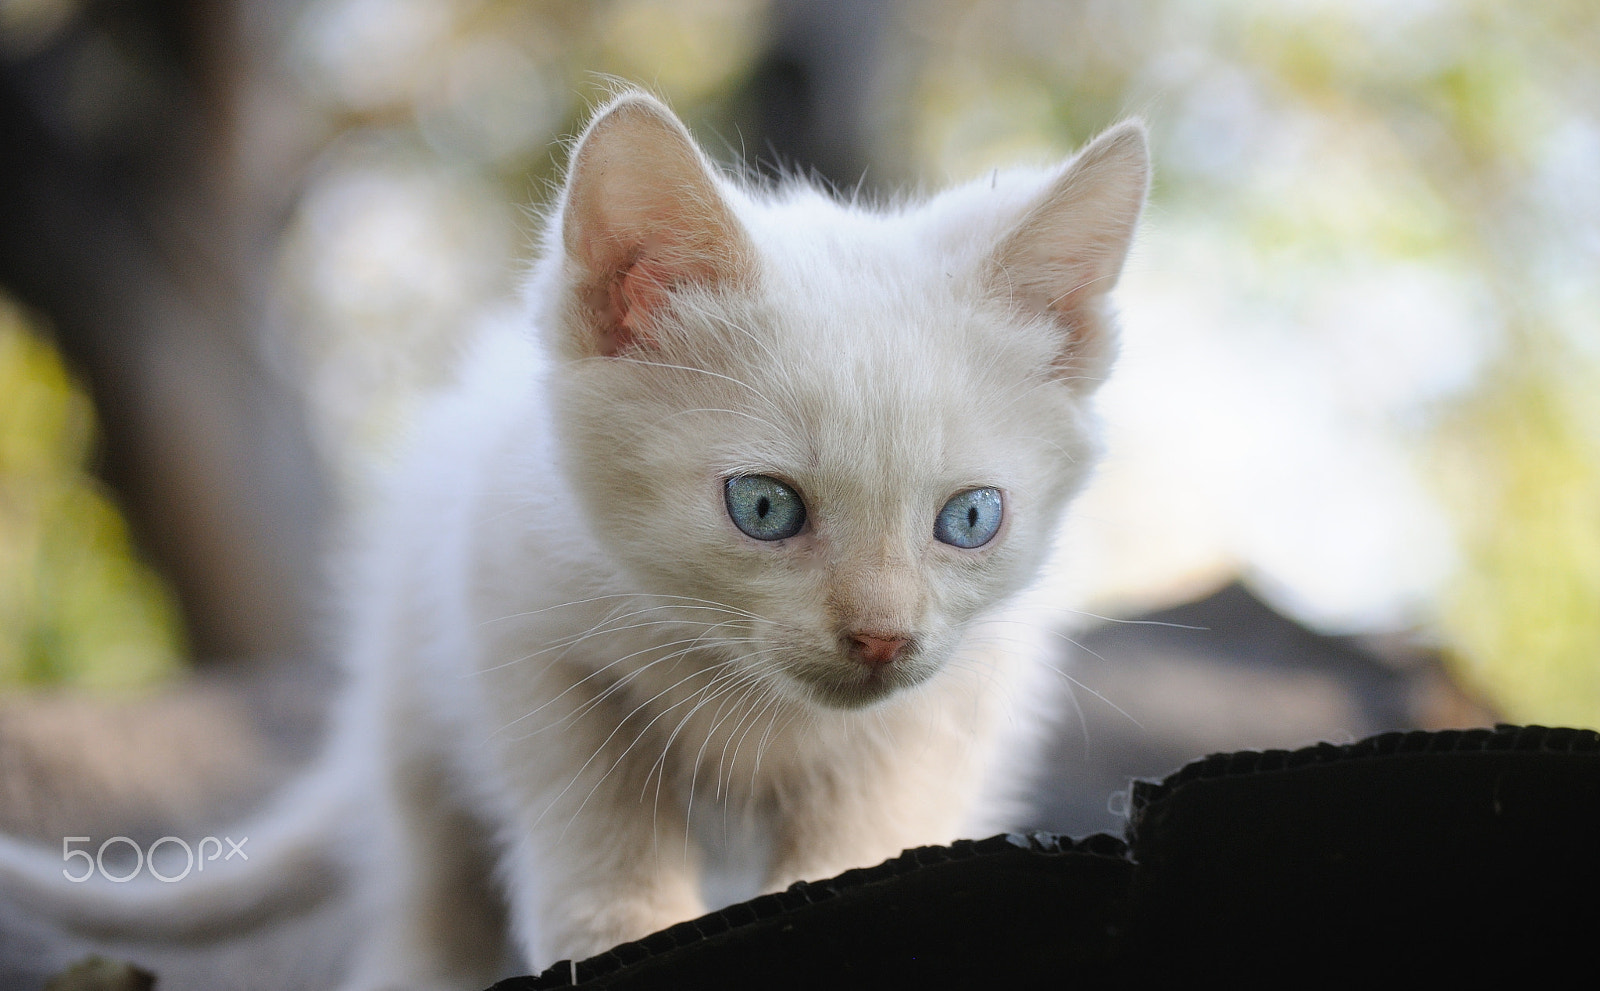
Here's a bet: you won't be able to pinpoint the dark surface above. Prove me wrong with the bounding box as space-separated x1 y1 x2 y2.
495 724 1599 988
1125 725 1600 975
498 834 1137 990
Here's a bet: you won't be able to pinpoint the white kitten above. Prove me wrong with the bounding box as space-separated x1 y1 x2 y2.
0 91 1147 990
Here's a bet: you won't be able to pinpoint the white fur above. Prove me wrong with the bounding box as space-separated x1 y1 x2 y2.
0 91 1147 991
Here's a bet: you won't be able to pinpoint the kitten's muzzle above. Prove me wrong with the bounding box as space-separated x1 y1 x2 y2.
786 633 931 708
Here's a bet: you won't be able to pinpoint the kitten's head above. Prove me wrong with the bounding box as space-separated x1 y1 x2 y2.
530 92 1146 710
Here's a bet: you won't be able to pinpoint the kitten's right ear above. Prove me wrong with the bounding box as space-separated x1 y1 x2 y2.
988 121 1149 387
557 92 753 358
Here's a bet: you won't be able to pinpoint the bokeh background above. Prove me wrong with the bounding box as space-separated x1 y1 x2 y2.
1 0 1596 749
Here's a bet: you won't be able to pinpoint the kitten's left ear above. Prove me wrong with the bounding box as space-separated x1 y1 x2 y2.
988 121 1149 386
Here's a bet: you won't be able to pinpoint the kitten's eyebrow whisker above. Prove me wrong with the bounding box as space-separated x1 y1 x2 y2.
680 300 783 367
989 371 1069 417
608 356 784 418
1014 433 1078 463
661 407 781 432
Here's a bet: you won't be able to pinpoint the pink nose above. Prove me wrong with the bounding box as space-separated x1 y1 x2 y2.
849 633 910 667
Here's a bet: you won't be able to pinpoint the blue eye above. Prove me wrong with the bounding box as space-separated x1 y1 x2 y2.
934 487 1003 548
725 475 806 541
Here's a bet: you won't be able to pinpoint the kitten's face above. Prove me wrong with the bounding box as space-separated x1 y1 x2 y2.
558 225 1098 710
539 92 1145 710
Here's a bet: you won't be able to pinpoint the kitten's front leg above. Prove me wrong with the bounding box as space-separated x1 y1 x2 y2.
762 727 979 892
496 736 708 966
503 822 703 965
765 798 929 893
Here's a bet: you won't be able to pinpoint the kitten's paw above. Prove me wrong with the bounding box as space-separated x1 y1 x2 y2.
541 889 705 963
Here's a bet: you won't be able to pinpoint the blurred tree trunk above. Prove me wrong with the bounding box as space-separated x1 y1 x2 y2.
0 0 327 664
733 0 901 192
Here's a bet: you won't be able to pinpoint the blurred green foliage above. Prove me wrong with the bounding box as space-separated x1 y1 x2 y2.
0 298 185 691
1231 0 1600 727
1436 348 1600 728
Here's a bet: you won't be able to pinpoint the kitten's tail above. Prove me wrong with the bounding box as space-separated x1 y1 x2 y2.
0 759 353 944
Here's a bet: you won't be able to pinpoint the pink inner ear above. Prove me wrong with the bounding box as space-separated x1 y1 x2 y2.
600 254 673 356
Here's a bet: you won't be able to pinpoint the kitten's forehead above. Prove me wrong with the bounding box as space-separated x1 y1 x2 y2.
706 201 1073 494
613 175 1101 523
